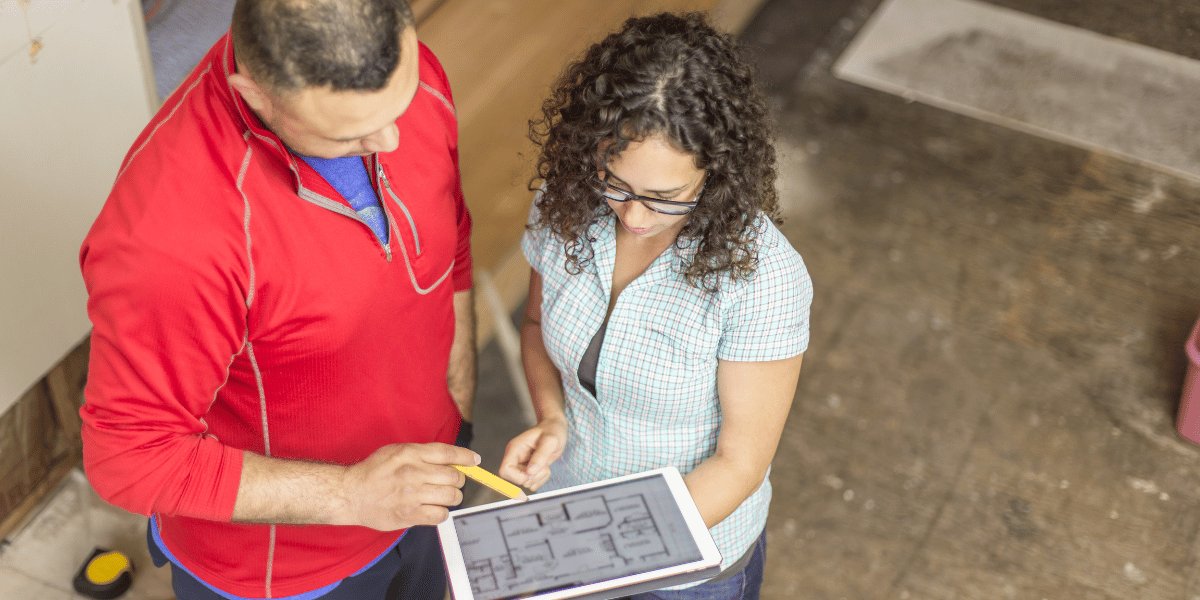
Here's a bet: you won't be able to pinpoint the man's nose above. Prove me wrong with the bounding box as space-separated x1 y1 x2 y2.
362 123 400 154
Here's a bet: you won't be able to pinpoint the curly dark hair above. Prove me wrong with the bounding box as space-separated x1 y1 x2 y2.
528 11 778 291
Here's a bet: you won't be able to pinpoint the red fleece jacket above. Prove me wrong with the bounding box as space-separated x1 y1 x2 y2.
79 33 471 598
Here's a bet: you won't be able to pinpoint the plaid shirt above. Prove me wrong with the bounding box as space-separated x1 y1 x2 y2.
522 203 812 575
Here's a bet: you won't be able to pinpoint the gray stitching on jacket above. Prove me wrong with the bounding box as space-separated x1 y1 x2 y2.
237 136 257 307
116 65 212 183
420 81 456 117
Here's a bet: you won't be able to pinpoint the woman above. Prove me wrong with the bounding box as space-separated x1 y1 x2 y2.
498 12 812 600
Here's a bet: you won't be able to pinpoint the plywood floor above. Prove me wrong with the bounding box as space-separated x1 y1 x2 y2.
416 0 765 273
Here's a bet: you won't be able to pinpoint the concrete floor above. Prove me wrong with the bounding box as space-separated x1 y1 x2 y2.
0 471 174 600
469 0 1200 597
6 0 1200 599
733 0 1200 598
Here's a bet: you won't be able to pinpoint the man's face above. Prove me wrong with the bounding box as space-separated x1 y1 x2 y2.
261 26 421 159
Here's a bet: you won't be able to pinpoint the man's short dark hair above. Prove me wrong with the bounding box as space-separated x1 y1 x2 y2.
232 0 415 93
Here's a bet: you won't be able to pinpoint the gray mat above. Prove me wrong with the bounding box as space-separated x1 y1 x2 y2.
143 0 236 101
832 0 1200 181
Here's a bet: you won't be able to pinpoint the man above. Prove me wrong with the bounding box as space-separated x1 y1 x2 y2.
79 0 478 598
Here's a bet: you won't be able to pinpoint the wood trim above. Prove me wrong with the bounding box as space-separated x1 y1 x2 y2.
473 246 531 349
0 451 79 541
44 364 82 453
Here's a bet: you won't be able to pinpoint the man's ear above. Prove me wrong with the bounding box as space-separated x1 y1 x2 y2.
228 71 274 122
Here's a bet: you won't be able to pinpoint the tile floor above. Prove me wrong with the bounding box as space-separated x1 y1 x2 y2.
0 470 173 600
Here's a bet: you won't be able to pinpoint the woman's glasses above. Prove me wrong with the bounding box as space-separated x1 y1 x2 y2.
591 175 703 215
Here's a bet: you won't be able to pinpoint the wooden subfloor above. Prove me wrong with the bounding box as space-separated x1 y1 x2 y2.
414 0 766 272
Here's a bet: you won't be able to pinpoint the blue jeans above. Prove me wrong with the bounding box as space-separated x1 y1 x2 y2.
630 528 766 600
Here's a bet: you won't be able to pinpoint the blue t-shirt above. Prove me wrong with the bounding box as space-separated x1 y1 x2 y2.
299 155 389 244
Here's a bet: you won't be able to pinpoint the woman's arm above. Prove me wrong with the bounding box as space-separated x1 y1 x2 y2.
684 353 804 527
498 268 569 490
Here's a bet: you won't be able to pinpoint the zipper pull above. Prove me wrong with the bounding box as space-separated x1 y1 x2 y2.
378 164 392 189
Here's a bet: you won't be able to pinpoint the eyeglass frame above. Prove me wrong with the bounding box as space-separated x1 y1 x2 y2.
590 174 705 215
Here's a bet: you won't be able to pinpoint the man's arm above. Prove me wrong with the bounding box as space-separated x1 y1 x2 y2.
447 288 477 421
231 443 479 530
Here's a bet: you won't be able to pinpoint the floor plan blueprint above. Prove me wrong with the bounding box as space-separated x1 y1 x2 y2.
452 476 702 600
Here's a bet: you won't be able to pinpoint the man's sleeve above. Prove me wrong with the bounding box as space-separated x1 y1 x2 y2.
451 171 473 292
421 42 474 292
79 200 246 521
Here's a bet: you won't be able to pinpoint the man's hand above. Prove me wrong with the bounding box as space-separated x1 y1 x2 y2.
498 416 567 491
340 443 478 530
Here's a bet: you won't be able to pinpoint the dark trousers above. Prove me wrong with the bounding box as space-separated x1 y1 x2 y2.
149 525 446 600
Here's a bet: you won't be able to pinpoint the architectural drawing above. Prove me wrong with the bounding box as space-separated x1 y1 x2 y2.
454 489 690 600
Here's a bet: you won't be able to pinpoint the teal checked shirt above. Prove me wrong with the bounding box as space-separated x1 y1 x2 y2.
522 200 813 577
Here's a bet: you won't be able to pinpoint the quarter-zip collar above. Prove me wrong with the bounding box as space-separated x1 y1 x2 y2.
216 32 307 195
217 33 399 261
375 159 422 256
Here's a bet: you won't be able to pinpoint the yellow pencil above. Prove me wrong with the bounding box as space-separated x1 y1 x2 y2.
454 465 528 501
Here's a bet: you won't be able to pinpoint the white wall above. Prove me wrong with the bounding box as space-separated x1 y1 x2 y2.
0 0 156 413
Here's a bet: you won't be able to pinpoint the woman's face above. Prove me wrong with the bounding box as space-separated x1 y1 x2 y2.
599 134 705 242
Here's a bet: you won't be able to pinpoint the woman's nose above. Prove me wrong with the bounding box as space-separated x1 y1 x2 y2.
622 200 655 226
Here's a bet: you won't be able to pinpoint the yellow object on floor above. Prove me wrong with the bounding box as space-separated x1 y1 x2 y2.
74 548 134 599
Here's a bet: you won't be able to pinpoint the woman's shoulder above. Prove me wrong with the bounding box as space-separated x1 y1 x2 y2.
752 215 805 274
720 215 809 298
521 191 612 276
751 215 791 250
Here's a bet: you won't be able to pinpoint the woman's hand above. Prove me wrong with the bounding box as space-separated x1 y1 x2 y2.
505 268 569 492
499 415 568 491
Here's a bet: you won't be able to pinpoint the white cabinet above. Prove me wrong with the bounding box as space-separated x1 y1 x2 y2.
0 0 157 413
